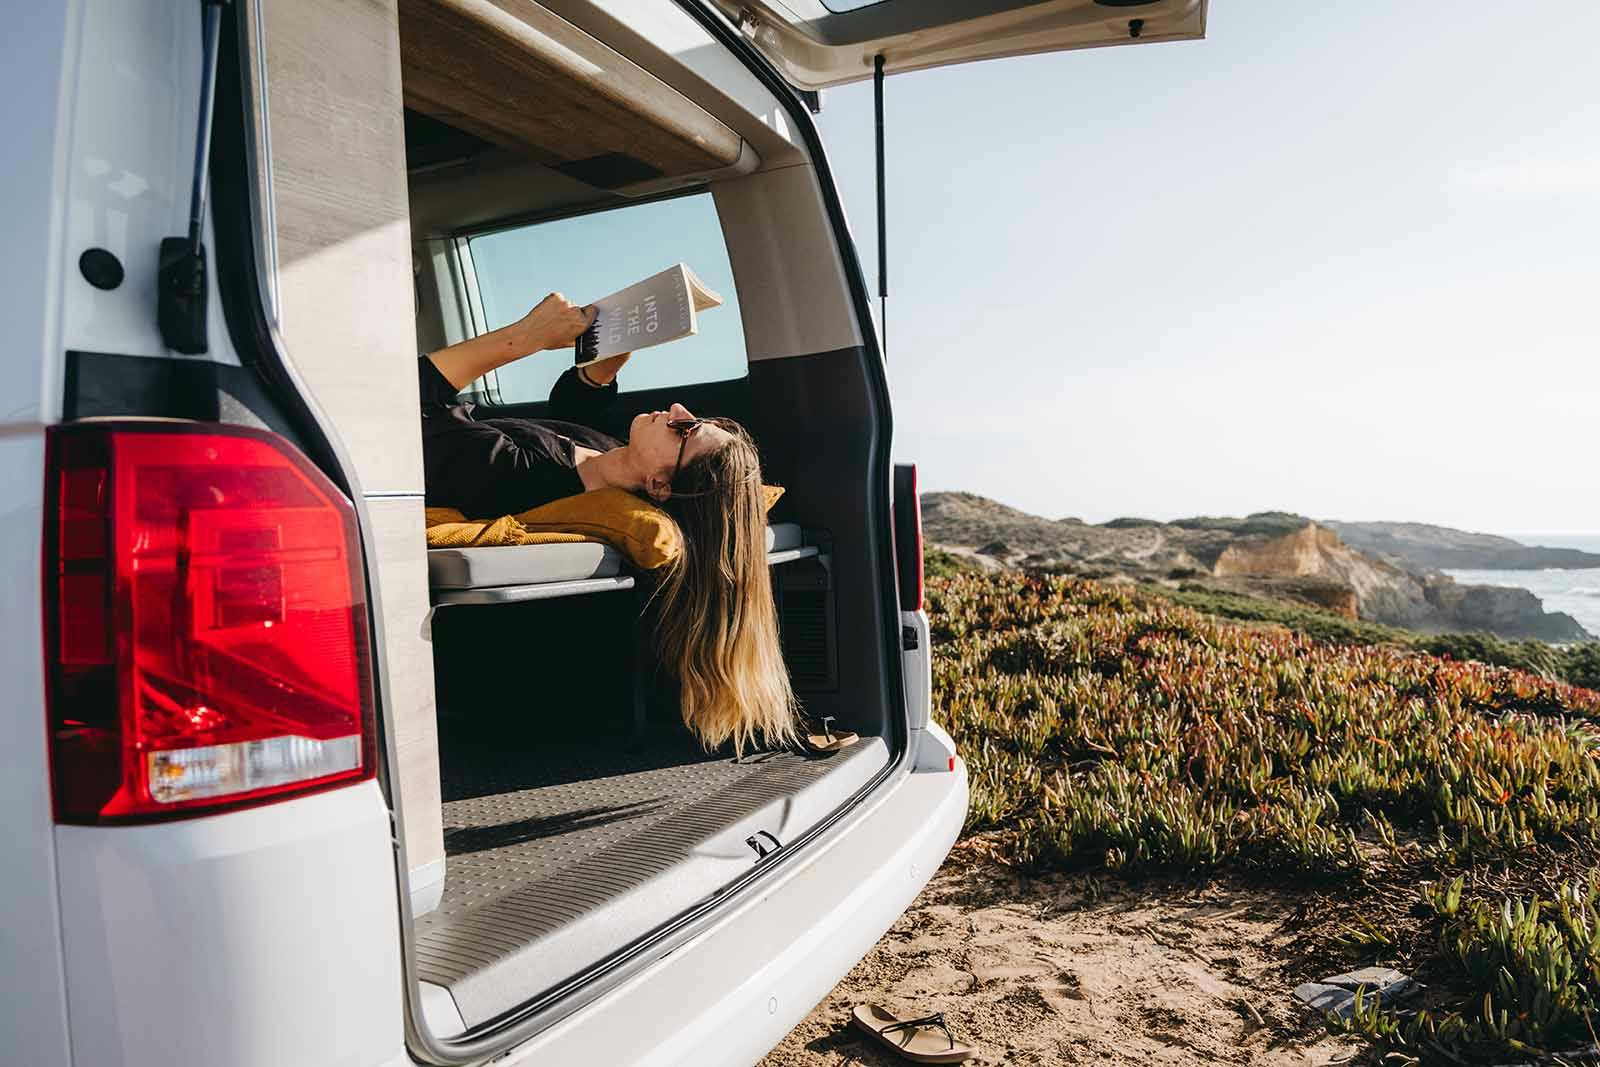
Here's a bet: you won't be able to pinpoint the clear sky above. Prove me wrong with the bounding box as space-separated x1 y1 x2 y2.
814 3 1599 536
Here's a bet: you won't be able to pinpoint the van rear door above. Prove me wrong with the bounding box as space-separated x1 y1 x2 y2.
707 0 1205 89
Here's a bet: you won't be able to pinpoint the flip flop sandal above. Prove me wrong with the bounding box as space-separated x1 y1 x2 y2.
801 715 858 756
851 1005 976 1064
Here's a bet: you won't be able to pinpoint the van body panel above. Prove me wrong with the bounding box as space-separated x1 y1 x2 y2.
0 4 76 1063
495 760 968 1067
59 0 237 366
0 0 73 422
0 432 72 1067
709 0 1207 90
53 782 405 1067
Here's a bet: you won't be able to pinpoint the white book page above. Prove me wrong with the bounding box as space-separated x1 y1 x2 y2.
577 264 723 365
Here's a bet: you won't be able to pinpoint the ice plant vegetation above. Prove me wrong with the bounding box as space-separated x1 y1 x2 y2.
928 571 1600 1062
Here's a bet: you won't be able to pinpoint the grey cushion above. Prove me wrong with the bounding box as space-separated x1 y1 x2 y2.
428 542 623 590
428 524 807 591
766 523 803 553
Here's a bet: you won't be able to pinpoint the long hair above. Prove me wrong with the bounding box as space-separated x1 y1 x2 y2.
653 418 798 755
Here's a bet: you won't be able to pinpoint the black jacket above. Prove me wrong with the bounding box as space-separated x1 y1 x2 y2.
418 356 624 518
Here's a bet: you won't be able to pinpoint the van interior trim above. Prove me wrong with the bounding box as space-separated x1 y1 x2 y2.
433 575 638 606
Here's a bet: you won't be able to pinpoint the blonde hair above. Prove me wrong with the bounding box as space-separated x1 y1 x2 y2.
653 418 798 755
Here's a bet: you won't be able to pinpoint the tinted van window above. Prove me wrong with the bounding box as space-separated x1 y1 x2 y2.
468 192 747 401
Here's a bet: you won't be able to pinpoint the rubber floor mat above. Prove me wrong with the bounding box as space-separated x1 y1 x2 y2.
416 731 886 1022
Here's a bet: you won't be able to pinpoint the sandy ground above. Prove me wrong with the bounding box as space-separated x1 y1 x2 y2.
761 847 1365 1067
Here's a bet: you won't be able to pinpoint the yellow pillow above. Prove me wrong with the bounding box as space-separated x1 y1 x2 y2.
512 484 786 571
512 489 682 570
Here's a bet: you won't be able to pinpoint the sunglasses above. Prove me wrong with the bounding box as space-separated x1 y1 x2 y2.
667 416 705 487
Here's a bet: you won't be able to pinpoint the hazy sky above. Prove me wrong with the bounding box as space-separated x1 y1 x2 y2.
814 3 1598 535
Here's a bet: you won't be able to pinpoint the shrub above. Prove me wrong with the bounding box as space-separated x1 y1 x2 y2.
1170 511 1311 537
1154 582 1408 646
1147 581 1600 691
924 547 981 580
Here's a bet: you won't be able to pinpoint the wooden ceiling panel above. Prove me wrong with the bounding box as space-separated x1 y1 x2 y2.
397 0 742 179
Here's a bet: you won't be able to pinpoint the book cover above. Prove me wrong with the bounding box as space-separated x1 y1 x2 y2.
575 263 723 366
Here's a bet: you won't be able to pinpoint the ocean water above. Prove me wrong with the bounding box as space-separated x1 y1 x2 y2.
1445 535 1600 639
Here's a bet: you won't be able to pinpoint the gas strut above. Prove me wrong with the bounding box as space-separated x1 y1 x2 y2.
158 0 227 354
873 53 888 359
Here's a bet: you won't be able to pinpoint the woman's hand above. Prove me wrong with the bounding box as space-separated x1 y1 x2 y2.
518 292 597 352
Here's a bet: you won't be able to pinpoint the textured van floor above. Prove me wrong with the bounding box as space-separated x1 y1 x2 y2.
416 730 884 999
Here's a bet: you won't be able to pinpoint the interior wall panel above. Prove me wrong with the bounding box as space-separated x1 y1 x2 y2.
262 0 443 901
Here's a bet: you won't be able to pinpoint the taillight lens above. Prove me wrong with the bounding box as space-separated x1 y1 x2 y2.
45 423 373 823
892 463 923 612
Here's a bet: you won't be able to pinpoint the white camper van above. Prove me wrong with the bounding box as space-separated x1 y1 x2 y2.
2 3 1204 1065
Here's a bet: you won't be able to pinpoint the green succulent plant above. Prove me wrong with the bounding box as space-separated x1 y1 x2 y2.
927 571 1600 1061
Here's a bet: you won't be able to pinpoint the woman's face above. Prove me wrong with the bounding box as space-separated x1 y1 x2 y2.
628 402 732 499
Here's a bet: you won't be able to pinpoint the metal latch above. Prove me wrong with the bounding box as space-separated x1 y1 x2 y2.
745 829 781 859
902 624 919 651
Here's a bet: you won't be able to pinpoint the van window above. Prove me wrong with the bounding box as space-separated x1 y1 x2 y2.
467 192 747 401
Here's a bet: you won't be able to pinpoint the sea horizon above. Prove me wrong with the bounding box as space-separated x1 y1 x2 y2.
1505 533 1600 554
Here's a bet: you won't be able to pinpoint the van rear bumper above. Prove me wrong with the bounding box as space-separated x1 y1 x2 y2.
498 758 968 1067
53 782 406 1067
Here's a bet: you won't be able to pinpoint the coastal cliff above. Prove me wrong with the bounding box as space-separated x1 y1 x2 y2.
923 494 1591 642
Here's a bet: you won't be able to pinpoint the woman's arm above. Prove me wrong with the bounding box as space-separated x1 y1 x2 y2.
579 351 631 386
425 292 595 390
548 350 635 434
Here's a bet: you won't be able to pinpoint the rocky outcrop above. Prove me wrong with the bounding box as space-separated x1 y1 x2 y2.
1213 523 1433 627
1213 524 1588 640
924 493 1592 642
1423 578 1589 642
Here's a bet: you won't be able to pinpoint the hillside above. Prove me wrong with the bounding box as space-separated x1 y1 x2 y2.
922 492 1591 641
919 491 1231 574
923 572 1600 1064
1325 520 1600 571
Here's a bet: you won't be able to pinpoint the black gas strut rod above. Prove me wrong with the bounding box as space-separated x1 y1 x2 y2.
158 0 228 354
873 53 888 358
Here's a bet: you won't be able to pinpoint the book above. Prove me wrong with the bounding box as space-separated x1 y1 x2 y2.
575 263 724 366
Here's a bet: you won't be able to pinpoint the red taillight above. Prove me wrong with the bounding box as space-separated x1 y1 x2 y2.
892 463 923 612
44 424 373 823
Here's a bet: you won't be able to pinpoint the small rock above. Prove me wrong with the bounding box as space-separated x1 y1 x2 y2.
1293 982 1358 1019
1324 967 1416 1000
1294 968 1418 1020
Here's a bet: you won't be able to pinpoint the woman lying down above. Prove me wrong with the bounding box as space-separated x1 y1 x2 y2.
421 290 821 758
